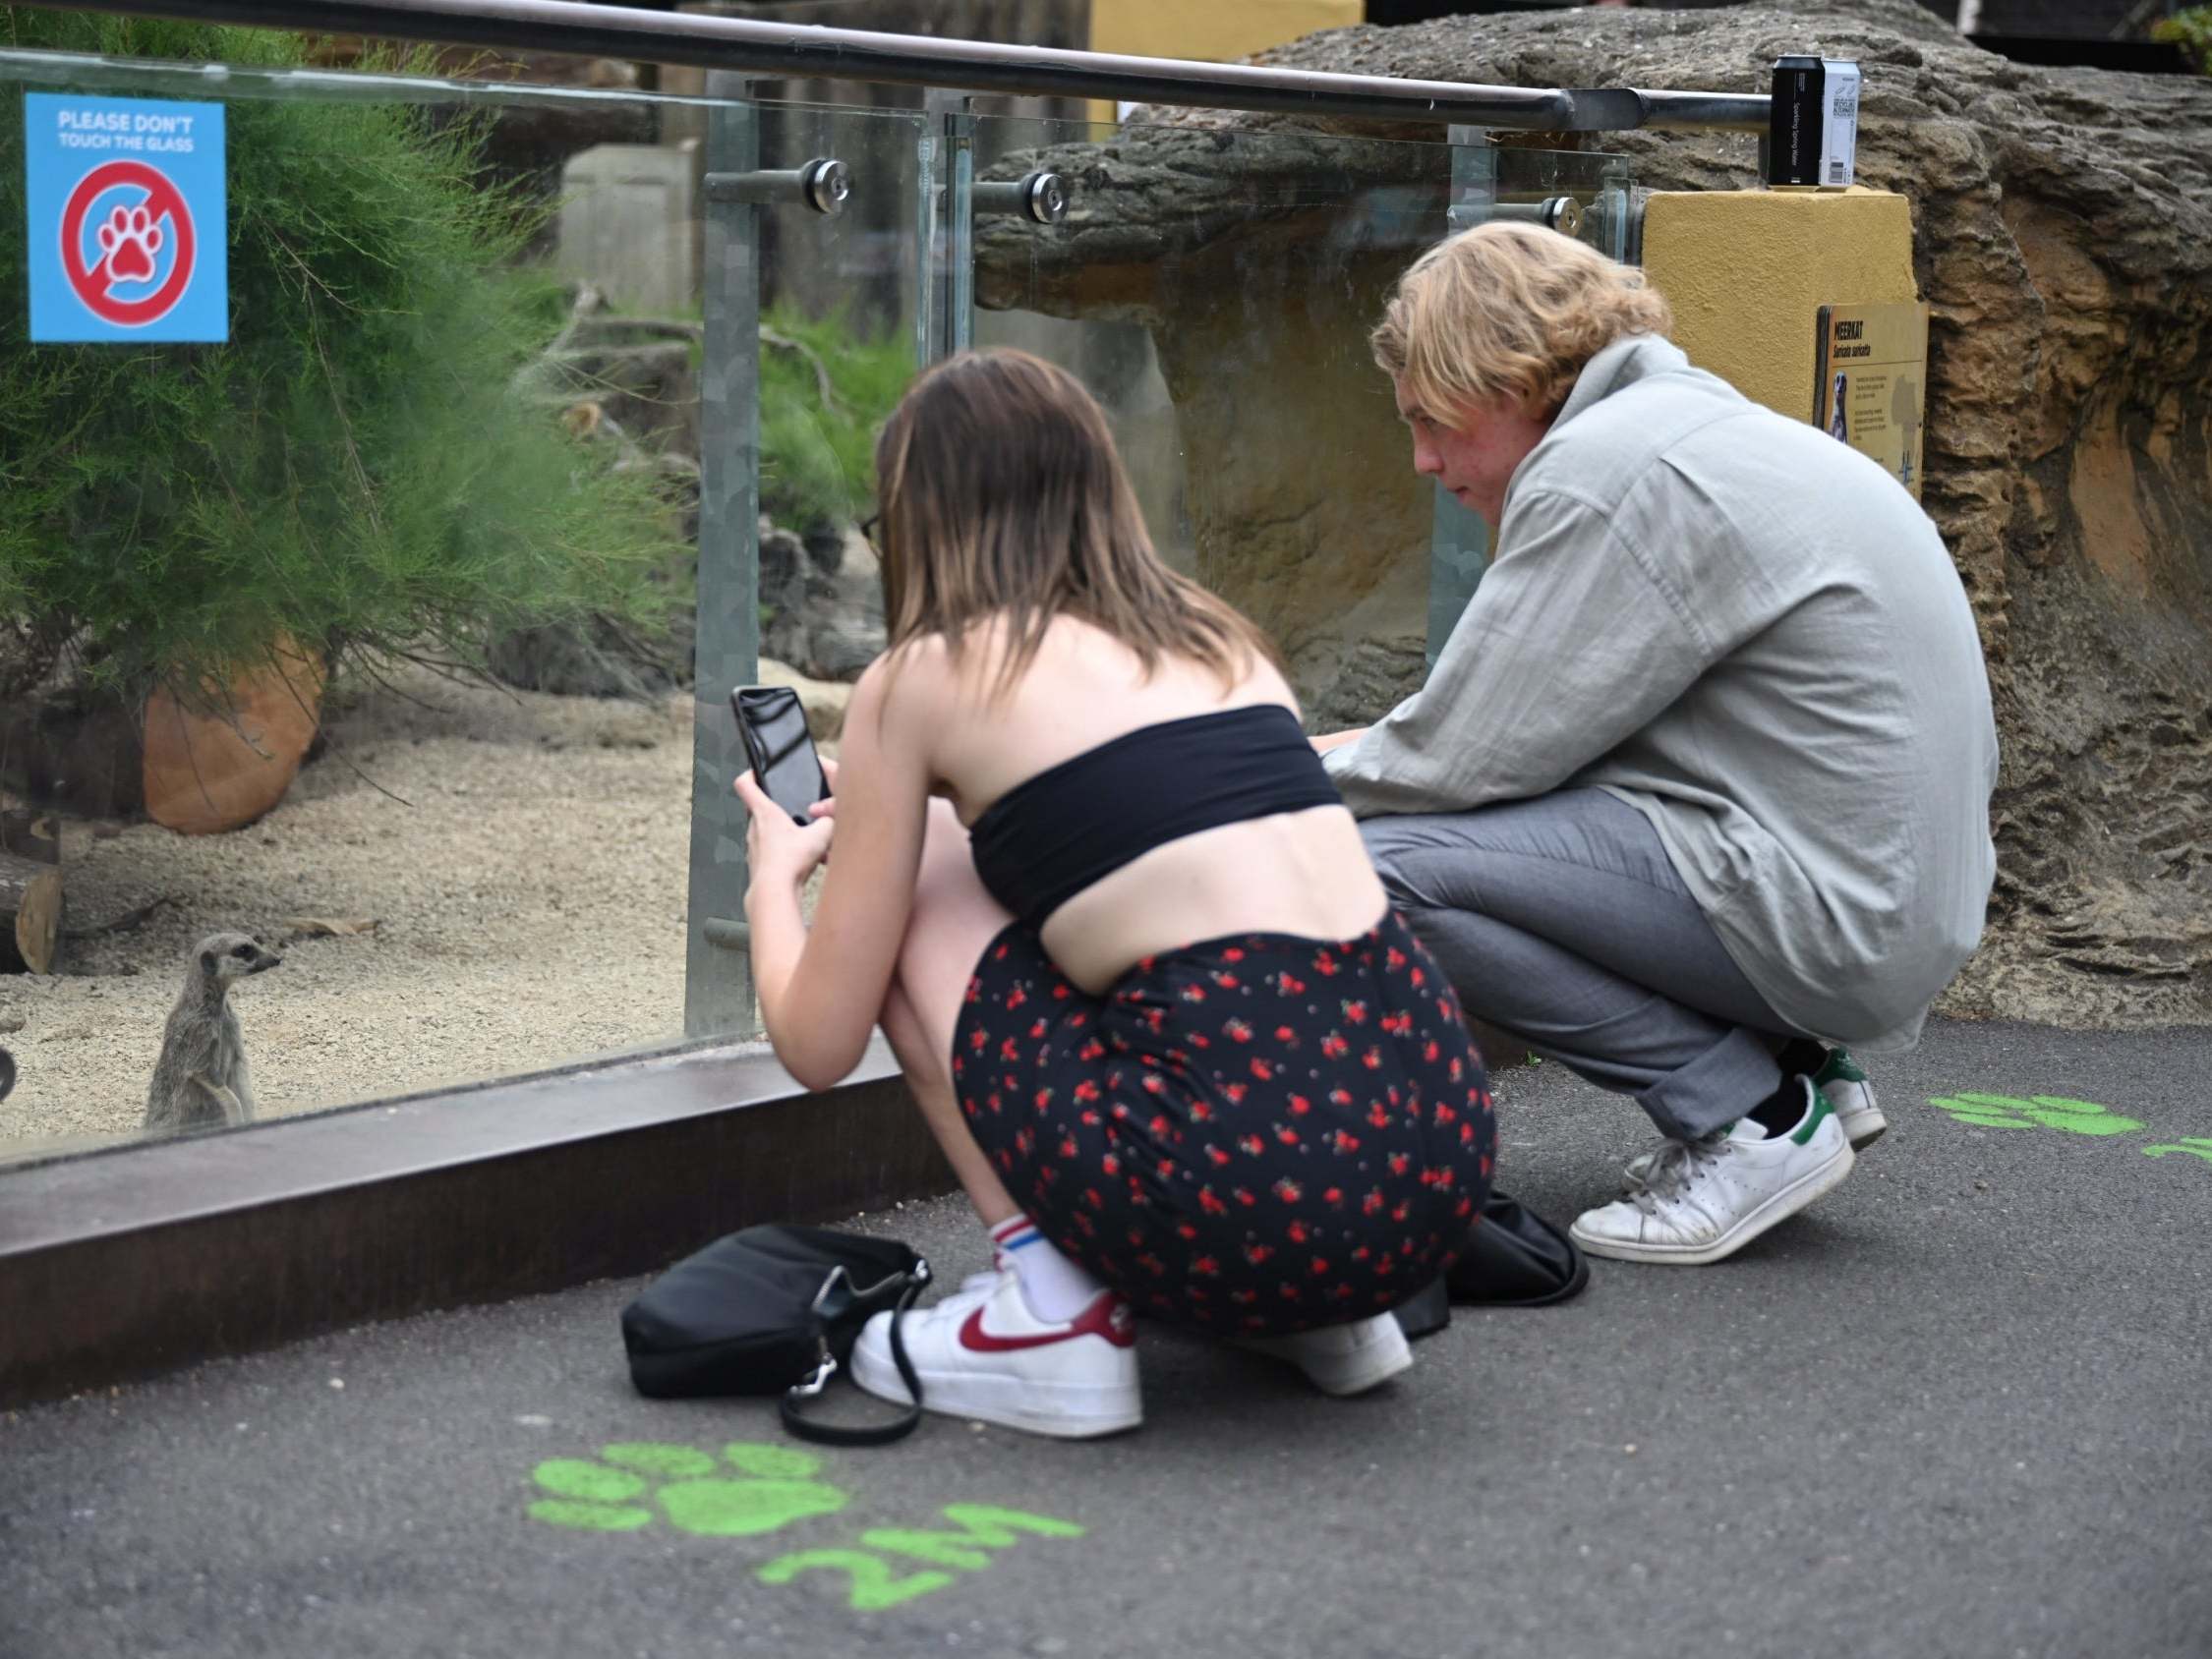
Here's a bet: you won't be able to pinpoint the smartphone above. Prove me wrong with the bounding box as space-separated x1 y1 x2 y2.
731 685 831 828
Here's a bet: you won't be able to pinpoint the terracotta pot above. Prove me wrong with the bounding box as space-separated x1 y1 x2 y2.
141 640 326 835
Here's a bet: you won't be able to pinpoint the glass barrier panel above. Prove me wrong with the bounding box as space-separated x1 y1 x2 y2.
965 113 1628 725
0 47 922 1166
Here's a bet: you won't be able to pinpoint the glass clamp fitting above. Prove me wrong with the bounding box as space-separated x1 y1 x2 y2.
705 157 851 216
972 170 1070 224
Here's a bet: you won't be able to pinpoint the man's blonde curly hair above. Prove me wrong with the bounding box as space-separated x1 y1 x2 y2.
1371 221 1672 424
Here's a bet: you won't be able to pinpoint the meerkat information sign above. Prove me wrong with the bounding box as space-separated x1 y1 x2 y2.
1814 302 1930 500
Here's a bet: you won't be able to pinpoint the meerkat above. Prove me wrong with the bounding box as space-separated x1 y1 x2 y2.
144 933 282 1135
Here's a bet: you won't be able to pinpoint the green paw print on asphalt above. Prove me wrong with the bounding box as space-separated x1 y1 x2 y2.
2143 1136 2212 1165
1928 1092 2143 1135
529 1442 846 1536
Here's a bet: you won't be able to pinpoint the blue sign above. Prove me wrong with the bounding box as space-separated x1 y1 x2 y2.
23 93 227 343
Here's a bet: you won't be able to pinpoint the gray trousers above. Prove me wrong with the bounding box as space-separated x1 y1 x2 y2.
1360 789 1796 1141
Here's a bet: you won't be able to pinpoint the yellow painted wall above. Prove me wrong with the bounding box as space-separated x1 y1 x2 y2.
1640 187 1918 424
1086 0 1364 127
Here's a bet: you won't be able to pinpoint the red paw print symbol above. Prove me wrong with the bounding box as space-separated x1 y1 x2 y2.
96 202 163 284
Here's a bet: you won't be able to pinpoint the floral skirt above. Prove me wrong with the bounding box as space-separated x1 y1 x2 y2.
952 909 1494 1337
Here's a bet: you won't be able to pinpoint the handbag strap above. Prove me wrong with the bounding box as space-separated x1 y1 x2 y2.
780 1277 926 1446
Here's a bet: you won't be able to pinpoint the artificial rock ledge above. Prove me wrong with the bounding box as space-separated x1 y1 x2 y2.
971 0 2212 1030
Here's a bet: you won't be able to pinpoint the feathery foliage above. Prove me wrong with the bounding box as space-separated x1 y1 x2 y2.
0 9 679 705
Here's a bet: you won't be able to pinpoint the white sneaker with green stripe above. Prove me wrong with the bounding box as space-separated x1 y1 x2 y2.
1570 1078 1855 1266
1813 1047 1887 1149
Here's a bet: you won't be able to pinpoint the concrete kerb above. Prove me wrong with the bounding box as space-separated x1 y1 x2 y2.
0 1036 955 1409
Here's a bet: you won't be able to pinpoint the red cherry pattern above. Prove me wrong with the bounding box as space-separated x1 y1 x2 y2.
952 913 1495 1337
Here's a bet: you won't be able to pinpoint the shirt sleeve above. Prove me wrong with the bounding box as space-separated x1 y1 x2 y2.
1322 486 1723 818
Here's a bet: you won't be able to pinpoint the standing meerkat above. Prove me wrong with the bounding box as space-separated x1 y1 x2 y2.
144 932 282 1135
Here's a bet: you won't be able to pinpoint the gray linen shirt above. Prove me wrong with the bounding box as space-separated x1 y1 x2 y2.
1324 334 1998 1052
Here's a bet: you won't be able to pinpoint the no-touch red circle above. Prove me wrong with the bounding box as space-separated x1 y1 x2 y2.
59 159 198 328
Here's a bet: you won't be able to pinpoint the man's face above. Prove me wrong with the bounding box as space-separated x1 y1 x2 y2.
1394 376 1552 528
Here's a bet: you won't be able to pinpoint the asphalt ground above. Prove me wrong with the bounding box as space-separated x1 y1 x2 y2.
4 1015 2209 1659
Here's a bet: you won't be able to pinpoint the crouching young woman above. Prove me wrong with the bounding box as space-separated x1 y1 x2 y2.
734 349 1493 1439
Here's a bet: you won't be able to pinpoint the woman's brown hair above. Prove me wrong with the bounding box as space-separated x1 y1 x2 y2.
871 348 1277 696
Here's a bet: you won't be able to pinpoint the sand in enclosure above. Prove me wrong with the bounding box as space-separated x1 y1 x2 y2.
0 665 721 1159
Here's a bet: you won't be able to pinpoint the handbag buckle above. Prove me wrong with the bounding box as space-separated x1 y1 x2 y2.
791 1341 837 1400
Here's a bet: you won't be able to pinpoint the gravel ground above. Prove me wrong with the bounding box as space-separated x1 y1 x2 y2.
0 665 716 1159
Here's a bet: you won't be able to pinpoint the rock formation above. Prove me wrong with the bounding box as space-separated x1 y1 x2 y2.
971 0 2212 1028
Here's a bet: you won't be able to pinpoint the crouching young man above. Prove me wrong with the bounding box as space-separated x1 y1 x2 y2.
1315 223 1998 1265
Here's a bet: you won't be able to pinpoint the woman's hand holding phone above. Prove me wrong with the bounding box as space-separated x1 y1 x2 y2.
734 769 835 891
804 756 840 823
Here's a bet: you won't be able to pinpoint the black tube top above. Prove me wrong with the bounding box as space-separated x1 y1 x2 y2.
966 704 1343 931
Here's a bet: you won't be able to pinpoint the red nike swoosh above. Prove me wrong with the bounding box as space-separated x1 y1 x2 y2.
959 1294 1135 1353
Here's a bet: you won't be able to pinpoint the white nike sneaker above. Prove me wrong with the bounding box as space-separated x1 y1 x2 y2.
849 1267 1141 1440
1233 1312 1414 1398
1813 1048 1887 1149
1572 1079 1855 1266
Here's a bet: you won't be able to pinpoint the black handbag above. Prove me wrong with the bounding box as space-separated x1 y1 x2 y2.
620 1224 933 1445
1393 1188 1591 1340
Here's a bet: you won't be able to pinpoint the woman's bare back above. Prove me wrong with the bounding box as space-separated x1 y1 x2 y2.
912 616 1388 995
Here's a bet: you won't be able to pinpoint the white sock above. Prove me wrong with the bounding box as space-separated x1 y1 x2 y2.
988 1214 1107 1323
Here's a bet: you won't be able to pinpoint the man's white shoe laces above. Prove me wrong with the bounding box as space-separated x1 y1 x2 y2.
1623 1131 1729 1215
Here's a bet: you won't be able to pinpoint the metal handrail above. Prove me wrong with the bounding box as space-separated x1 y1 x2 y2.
41 0 1770 132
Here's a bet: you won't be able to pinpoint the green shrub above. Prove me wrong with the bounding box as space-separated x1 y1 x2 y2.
757 303 910 538
2154 7 2212 74
0 9 680 706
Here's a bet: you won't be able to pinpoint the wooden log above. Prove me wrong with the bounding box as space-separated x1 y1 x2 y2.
0 808 61 866
0 847 64 974
0 692 143 819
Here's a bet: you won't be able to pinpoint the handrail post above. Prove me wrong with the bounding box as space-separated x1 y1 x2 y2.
1426 123 1498 665
921 88 975 364
684 72 765 1039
